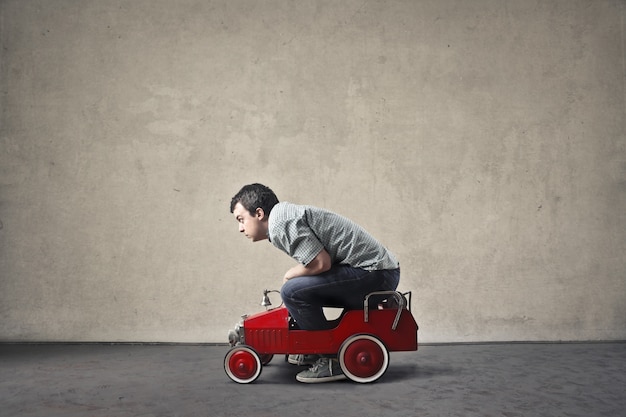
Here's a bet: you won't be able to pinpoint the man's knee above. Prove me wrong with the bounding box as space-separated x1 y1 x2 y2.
281 280 297 301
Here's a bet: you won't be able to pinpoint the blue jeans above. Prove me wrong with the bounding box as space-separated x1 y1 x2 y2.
280 265 400 330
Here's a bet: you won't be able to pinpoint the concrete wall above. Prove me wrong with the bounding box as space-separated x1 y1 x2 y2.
1 0 624 344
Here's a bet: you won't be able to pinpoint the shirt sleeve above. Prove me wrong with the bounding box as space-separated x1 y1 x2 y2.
272 216 325 266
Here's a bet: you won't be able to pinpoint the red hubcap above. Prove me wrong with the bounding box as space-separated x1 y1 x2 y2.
229 350 258 379
343 340 384 378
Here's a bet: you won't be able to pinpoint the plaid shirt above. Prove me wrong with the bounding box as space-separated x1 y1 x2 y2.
267 202 399 271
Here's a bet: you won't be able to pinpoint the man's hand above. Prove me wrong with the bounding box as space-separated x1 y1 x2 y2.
283 248 331 282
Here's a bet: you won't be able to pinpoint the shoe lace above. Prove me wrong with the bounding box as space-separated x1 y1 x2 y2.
308 357 330 372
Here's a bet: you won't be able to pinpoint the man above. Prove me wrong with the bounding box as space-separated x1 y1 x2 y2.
230 183 400 383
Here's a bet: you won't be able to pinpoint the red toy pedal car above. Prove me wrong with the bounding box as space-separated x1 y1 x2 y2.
225 290 419 383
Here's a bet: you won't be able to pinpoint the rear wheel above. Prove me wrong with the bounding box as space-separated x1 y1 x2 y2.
338 334 389 383
224 346 262 383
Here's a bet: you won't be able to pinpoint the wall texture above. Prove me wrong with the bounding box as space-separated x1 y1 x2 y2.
1 0 624 343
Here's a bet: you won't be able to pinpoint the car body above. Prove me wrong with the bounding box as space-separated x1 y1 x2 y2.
224 290 419 383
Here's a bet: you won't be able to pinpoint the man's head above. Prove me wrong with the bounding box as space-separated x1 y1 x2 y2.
230 183 279 242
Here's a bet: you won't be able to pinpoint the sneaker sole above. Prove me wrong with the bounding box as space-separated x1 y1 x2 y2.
287 356 319 366
296 373 348 383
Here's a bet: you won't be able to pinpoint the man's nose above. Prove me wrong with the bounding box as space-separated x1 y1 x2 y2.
238 223 245 232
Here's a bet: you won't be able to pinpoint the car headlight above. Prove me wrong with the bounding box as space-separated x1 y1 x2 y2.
227 316 246 346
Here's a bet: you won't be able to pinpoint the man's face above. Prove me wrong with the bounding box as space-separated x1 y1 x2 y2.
232 202 267 242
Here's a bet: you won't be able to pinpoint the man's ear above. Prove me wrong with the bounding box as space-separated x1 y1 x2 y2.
255 207 266 220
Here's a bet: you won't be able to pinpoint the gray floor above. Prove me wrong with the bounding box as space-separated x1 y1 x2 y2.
1 342 625 417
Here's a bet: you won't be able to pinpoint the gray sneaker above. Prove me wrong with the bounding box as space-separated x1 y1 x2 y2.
288 354 320 366
296 357 347 383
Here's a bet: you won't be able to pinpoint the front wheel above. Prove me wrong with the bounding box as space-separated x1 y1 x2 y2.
259 354 274 365
338 334 389 383
224 346 262 383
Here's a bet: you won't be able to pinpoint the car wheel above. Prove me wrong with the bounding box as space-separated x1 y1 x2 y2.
224 345 262 383
338 334 389 383
259 354 274 365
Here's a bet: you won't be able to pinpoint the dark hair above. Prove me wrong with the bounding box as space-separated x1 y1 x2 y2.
230 183 279 216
